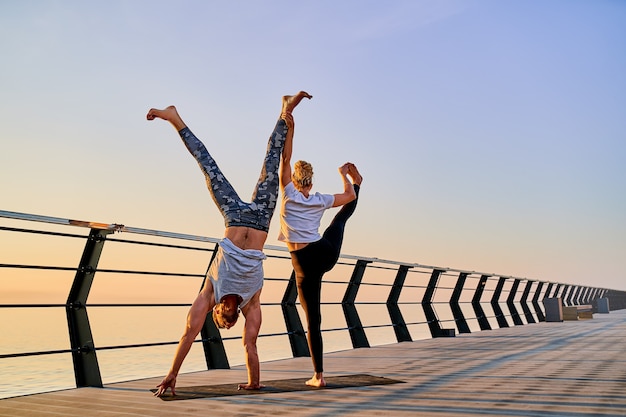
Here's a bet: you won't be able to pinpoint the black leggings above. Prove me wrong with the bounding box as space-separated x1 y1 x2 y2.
289 185 360 372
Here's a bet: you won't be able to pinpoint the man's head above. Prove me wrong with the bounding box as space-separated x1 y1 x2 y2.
212 294 241 329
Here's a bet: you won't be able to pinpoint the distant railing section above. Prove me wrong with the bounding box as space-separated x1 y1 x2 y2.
1 209 625 390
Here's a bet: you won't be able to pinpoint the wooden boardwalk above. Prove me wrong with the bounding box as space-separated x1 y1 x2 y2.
2 310 625 417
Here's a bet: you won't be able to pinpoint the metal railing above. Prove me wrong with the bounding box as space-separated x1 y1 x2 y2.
2 209 625 391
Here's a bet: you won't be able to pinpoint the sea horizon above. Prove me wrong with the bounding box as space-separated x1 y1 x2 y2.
1 305 425 400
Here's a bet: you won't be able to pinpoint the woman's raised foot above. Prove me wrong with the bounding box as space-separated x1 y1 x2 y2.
348 164 363 186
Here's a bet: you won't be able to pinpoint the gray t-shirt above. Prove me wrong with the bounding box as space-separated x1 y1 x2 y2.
207 238 266 308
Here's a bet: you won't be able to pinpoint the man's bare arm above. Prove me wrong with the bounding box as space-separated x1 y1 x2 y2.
238 290 264 390
154 280 216 396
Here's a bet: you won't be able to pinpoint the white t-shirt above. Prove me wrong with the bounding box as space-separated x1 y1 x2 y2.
278 182 335 243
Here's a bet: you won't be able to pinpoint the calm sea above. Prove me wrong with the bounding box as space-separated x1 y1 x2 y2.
1 304 426 400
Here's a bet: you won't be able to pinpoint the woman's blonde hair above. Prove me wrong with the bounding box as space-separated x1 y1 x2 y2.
292 160 313 191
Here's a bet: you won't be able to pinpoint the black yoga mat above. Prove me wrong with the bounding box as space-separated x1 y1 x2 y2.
152 374 404 401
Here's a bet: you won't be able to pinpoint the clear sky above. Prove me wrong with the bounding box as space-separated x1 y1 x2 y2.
1 0 625 291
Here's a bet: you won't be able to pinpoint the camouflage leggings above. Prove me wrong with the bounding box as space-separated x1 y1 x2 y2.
178 119 288 232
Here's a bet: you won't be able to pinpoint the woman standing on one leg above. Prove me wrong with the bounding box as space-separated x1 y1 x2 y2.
278 147 362 387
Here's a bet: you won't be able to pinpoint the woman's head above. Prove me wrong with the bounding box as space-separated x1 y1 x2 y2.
292 160 313 192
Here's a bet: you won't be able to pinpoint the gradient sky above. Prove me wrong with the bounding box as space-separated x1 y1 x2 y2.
1 0 625 291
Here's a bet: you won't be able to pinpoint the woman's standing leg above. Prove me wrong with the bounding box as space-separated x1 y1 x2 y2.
290 243 330 387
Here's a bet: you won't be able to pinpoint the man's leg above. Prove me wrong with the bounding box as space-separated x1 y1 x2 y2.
249 117 288 220
147 106 243 222
178 127 244 218
250 92 312 226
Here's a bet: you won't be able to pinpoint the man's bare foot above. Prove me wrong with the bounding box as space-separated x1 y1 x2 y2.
146 106 186 131
282 91 312 116
305 373 326 388
348 164 363 186
146 105 177 121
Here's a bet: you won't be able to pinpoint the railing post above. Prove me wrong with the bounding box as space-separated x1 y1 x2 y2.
472 275 492 330
591 288 601 304
342 260 371 348
200 243 229 369
585 287 594 304
66 228 113 388
588 288 598 311
562 285 571 305
281 270 309 357
386 265 412 342
491 277 509 328
564 286 572 301
567 285 576 305
450 272 471 334
566 285 575 303
506 279 524 325
577 286 586 305
570 286 580 305
574 286 584 305
576 287 583 305
422 269 445 338
532 281 546 322
544 283 555 299
553 284 563 300
520 280 536 324
560 285 569 300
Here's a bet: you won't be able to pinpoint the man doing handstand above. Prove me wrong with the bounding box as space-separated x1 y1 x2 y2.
147 91 312 396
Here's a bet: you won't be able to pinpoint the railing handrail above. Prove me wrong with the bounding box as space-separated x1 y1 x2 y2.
2 208 624 397
0 209 595 286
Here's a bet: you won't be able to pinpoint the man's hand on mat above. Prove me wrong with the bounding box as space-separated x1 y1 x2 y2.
237 383 265 390
154 374 177 397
